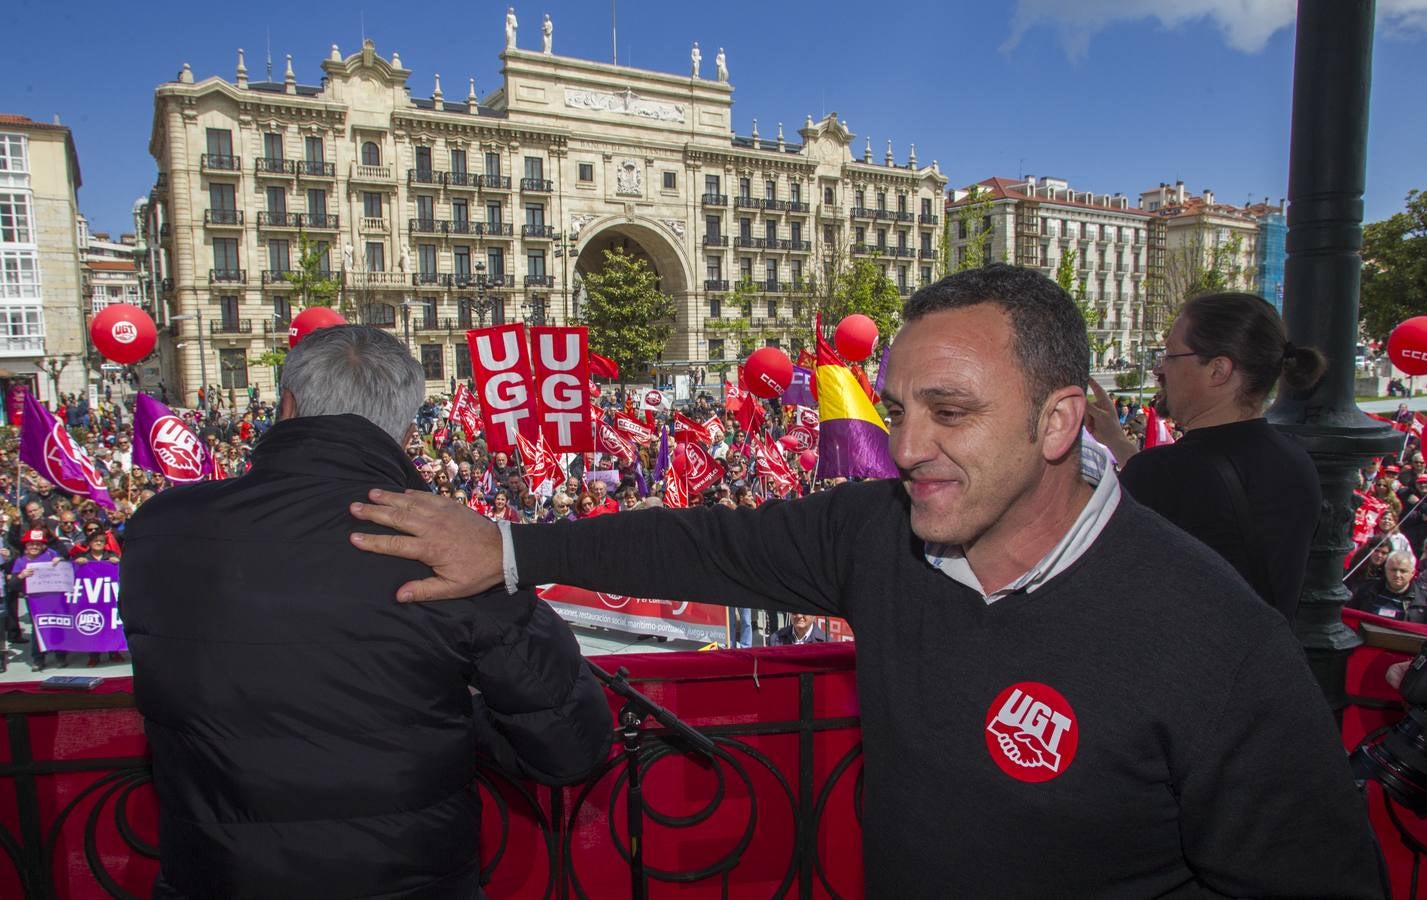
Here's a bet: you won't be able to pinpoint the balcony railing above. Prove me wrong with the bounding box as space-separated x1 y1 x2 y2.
305 213 339 229
525 274 555 288
449 220 475 236
891 247 916 259
787 201 810 213
410 218 448 235
201 154 240 172
894 211 915 223
850 207 876 220
204 209 244 227
346 271 407 288
255 157 295 175
209 319 253 334
735 236 764 249
408 169 444 186
918 248 936 259
919 213 939 226
704 279 730 292
351 163 394 181
480 174 512 190
208 268 246 284
260 269 292 285
452 272 482 288
703 235 728 247
256 211 300 228
483 273 515 288
851 244 881 256
446 171 478 189
520 177 553 192
483 223 515 237
734 196 759 209
788 240 811 252
298 160 335 177
360 217 389 232
762 198 788 212
412 272 446 286
702 193 728 207
818 205 844 219
522 224 555 239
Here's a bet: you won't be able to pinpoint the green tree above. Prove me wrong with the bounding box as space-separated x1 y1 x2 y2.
821 258 903 353
284 233 345 314
1361 189 1427 343
952 185 995 272
577 248 677 378
1056 249 1108 359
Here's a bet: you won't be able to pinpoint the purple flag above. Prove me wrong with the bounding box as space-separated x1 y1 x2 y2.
18 392 115 509
652 424 671 482
633 455 649 498
582 469 622 492
872 343 891 396
783 366 816 409
133 393 212 484
21 557 127 653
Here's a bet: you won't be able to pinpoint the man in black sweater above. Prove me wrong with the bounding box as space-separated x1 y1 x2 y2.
122 326 611 899
352 265 1381 897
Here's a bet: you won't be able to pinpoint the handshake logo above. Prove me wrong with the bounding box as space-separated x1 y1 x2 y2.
983 682 1079 784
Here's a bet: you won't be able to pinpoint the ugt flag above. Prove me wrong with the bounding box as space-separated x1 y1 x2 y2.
133 393 212 483
19 391 115 509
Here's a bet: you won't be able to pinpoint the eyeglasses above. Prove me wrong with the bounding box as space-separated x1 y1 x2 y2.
1149 349 1205 367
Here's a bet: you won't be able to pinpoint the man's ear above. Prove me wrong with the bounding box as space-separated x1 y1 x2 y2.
1039 387 1088 463
1207 356 1236 388
279 389 297 421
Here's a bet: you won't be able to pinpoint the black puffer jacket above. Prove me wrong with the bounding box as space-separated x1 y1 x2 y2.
121 415 611 899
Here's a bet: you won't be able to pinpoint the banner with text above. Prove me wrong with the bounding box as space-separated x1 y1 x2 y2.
529 326 594 452
467 324 540 453
538 584 730 645
26 560 126 653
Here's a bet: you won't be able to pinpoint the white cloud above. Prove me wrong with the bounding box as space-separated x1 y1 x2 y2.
1002 0 1427 60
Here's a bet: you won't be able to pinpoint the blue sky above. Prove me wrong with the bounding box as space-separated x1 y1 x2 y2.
5 0 1424 236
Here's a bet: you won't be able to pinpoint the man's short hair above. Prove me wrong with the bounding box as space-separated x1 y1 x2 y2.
903 263 1090 439
280 325 425 444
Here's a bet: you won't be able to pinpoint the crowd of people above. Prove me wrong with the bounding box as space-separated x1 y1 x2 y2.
1344 403 1427 623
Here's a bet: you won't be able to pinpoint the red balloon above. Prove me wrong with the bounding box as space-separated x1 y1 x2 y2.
745 347 793 399
1389 317 1427 376
671 444 688 474
288 307 348 348
835 314 878 363
798 450 818 471
89 304 156 365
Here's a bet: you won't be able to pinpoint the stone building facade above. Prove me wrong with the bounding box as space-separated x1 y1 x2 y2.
145 29 945 403
0 114 88 404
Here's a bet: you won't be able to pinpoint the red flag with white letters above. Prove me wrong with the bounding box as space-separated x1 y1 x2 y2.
672 411 712 444
529 326 594 453
450 383 484 442
467 325 539 454
677 440 725 493
614 411 656 445
516 432 564 496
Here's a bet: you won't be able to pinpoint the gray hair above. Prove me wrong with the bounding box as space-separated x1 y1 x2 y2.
280 324 424 444
1387 549 1418 570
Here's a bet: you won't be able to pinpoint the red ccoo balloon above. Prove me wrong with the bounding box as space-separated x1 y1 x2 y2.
288 306 348 348
89 304 157 365
745 347 793 399
834 314 878 363
1389 317 1427 376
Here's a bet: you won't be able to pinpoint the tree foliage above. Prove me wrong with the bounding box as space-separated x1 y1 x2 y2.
1157 227 1246 316
953 185 995 272
1055 249 1108 358
577 248 676 377
1361 189 1427 344
820 258 903 352
284 233 345 315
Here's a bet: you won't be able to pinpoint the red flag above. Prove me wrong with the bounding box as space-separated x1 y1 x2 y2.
672 411 713 444
1143 406 1174 448
1353 490 1388 545
703 415 726 443
594 407 638 465
663 467 688 508
796 348 816 370
614 411 656 445
753 433 799 497
516 432 564 496
1412 412 1427 442
467 492 491 516
589 351 619 381
723 380 742 412
467 324 539 453
730 367 763 433
676 440 725 493
529 326 595 453
450 383 484 442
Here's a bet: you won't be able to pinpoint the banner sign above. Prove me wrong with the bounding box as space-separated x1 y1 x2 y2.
467 325 539 453
613 411 656 445
530 326 594 452
27 560 127 653
538 584 729 644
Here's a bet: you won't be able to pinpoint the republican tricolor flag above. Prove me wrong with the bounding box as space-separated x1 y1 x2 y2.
813 331 897 480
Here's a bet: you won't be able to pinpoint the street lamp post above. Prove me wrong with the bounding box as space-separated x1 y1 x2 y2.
554 235 576 321
170 310 208 409
401 299 413 350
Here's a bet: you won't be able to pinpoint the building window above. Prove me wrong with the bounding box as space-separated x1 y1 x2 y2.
314 241 331 274
855 226 865 244
740 257 753 281
765 179 776 201
525 203 545 228
415 195 435 222
854 190 865 208
414 146 433 178
206 128 233 158
456 344 472 379
578 162 594 182
708 338 725 360
418 244 437 275
921 197 932 217
765 337 781 350
898 266 908 291
791 183 801 205
876 192 886 211
305 136 324 163
739 218 752 239
450 147 467 175
663 172 677 190
897 194 907 214
487 247 504 276
266 186 286 215
421 298 438 329
523 157 544 181
765 221 777 242
452 198 468 226
921 266 932 284
267 239 290 273
791 260 803 285
876 228 887 249
273 295 291 325
219 348 249 389
263 132 283 160
706 174 721 195
527 251 547 279
766 299 777 318
485 152 501 178
765 260 778 288
365 242 385 272
361 141 381 166
218 295 240 329
823 187 834 205
1 250 41 298
705 215 721 240
213 238 240 272
920 233 932 253
0 193 33 244
306 188 327 217
486 202 503 227
710 296 722 318
363 192 383 218
791 221 802 244
823 224 834 243
0 134 28 173
454 246 471 276
738 177 751 199
492 298 507 325
209 183 236 212
706 256 722 280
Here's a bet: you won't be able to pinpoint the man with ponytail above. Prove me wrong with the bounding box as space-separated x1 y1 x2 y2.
1090 292 1327 622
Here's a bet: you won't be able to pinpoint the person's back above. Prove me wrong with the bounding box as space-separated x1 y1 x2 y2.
120 327 610 899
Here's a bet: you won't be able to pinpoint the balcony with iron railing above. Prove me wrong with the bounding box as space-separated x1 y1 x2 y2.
525 274 555 288
298 160 335 178
209 318 253 334
452 272 482 289
448 220 476 237
890 247 917 259
520 177 554 193
412 272 446 287
894 211 915 223
446 171 478 189
482 222 515 237
521 224 556 239
410 218 448 235
200 154 240 172
263 319 292 336
483 273 516 288
788 240 812 252
919 248 936 259
480 174 512 190
305 213 340 229
849 207 875 220
204 209 243 227
919 213 939 226
702 193 728 207
735 236 765 249
255 157 295 176
818 205 844 219
704 279 730 292
850 244 883 256
702 234 729 247
734 196 760 210
208 268 246 284
408 169 445 187
787 201 810 213
761 198 789 212
256 211 301 228
260 269 292 285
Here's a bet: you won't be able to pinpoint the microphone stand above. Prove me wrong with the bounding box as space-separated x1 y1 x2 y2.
587 661 715 900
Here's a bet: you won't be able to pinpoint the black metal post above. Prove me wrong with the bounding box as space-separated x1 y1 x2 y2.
1267 0 1402 712
619 704 647 900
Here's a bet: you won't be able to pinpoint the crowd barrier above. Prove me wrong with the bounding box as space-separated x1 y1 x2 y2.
0 644 863 899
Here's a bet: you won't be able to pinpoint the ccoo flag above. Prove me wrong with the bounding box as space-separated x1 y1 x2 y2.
814 331 898 480
133 393 213 484
18 392 116 509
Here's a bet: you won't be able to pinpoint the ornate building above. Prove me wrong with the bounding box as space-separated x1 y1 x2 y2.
145 25 945 403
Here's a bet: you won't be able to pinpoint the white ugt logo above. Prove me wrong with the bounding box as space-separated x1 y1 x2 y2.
986 688 1074 772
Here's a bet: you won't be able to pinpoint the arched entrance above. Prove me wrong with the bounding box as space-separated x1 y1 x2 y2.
571 218 695 362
